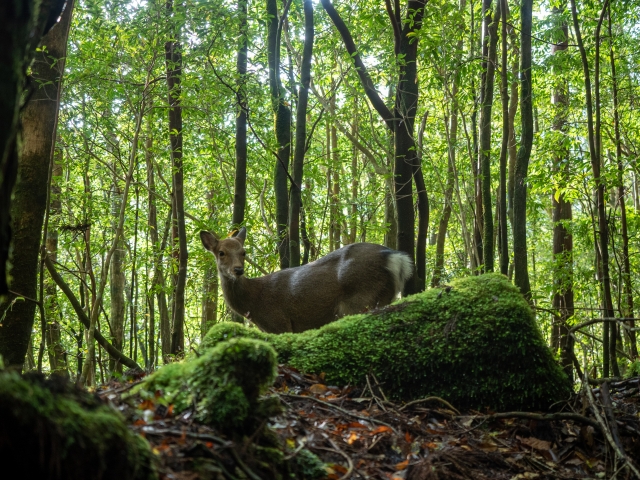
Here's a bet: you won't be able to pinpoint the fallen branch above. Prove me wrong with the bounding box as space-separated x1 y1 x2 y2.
461 411 602 433
312 439 354 480
280 393 400 435
400 396 461 415
139 427 231 447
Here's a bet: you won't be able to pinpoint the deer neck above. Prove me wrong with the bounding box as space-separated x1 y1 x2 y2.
219 273 259 318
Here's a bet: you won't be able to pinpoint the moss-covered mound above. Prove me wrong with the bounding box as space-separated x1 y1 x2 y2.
0 370 156 480
142 337 279 432
139 337 325 478
203 273 571 411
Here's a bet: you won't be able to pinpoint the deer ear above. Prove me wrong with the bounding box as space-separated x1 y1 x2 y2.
236 227 247 245
200 231 219 252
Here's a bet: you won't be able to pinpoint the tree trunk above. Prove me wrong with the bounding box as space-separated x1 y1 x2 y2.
608 7 636 358
109 140 126 374
267 0 291 269
497 0 509 276
479 0 500 272
0 0 73 368
549 5 574 378
232 0 248 227
321 0 428 292
45 141 68 377
570 0 617 377
0 0 66 296
512 0 532 300
166 0 187 356
288 0 313 267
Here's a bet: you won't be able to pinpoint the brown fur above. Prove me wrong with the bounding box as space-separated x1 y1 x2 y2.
200 228 413 333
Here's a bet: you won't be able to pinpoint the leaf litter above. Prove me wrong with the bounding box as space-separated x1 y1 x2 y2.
100 366 640 479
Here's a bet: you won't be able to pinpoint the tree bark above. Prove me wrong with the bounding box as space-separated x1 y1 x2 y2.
288 0 314 267
44 140 68 377
109 135 126 374
0 0 73 368
267 0 291 269
512 0 532 300
0 0 66 296
550 4 574 378
608 8 636 358
479 0 500 272
498 0 509 276
570 0 617 376
232 0 248 227
166 0 187 355
321 0 428 294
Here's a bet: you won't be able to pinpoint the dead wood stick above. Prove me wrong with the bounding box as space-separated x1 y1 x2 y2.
280 393 400 435
461 411 602 433
584 379 640 477
139 427 231 447
312 439 354 480
600 383 624 450
400 396 460 415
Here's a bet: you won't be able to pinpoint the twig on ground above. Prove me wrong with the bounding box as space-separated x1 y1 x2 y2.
230 447 262 480
400 396 461 415
140 427 231 447
312 439 354 480
460 411 602 433
280 393 400 435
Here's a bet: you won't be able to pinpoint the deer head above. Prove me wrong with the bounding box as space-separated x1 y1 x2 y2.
200 228 247 281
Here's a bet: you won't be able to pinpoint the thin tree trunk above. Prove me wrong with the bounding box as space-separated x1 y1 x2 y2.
288 0 313 267
321 0 427 292
608 7 636 358
570 0 617 377
232 0 248 227
109 138 126 374
550 4 574 378
479 0 500 272
432 0 466 287
0 0 73 368
166 0 187 355
512 0 533 300
498 0 509 275
44 139 68 377
267 0 291 269
331 106 341 251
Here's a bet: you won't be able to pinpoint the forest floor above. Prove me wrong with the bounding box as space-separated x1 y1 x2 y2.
101 366 640 480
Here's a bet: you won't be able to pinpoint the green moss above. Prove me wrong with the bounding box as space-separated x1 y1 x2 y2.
142 337 278 432
203 273 572 411
0 370 156 480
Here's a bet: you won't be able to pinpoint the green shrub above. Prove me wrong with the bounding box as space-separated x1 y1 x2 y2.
203 273 572 411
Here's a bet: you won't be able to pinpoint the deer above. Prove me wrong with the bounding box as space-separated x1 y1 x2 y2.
200 228 414 333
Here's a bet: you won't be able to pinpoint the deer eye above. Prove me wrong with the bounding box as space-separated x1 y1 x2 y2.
219 251 225 257
242 251 246 256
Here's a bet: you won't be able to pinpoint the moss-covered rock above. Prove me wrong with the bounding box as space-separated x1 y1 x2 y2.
141 337 279 433
0 370 156 480
138 337 325 479
203 273 571 411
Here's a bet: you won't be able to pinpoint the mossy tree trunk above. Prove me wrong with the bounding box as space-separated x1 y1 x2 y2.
0 0 73 369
